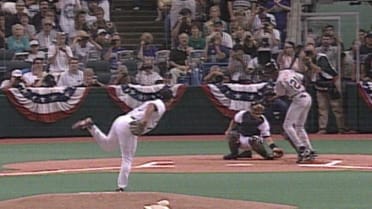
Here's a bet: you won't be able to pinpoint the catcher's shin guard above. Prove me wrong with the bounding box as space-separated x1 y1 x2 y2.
249 136 273 160
223 131 240 160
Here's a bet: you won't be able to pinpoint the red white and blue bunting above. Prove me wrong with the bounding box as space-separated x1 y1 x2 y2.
106 84 187 112
4 87 89 123
201 82 274 118
358 81 372 109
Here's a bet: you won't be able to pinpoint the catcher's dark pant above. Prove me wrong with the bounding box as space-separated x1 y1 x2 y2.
88 115 137 189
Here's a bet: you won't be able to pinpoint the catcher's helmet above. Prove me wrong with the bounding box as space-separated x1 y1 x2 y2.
158 87 173 101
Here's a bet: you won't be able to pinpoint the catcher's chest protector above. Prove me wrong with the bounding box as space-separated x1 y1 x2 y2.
238 112 264 137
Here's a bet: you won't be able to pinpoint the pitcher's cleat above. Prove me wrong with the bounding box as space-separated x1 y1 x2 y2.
115 187 125 192
72 117 94 130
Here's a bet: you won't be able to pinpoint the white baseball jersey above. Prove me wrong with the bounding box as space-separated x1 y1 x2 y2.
127 99 166 134
274 69 306 98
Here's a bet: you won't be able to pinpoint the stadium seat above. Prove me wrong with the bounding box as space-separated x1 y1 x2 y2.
0 49 15 61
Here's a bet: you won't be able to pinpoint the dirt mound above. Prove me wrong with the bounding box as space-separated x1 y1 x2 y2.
0 192 297 209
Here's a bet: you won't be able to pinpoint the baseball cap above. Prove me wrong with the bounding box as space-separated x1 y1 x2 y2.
213 20 223 26
97 29 107 35
158 87 173 101
11 69 22 77
30 40 39 46
366 31 372 38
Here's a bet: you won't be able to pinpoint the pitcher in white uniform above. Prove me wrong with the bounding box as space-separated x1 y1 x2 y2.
274 68 317 163
72 88 174 191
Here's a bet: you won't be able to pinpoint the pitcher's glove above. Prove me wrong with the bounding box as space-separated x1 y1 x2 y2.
129 120 146 136
272 147 284 159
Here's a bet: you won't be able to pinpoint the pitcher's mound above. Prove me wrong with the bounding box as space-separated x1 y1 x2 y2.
0 192 297 209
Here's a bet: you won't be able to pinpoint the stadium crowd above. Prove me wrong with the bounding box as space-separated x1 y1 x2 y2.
0 0 371 134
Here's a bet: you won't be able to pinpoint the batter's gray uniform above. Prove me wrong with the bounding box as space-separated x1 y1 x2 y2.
88 99 166 189
274 69 314 153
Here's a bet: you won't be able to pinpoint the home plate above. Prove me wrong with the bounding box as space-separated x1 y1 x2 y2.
226 163 253 167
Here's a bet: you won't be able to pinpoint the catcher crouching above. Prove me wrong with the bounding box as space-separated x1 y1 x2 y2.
223 101 284 160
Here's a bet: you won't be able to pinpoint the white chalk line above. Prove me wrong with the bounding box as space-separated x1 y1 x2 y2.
298 160 372 170
226 163 253 167
0 161 176 177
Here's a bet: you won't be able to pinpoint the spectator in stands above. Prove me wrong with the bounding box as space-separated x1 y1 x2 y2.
6 24 30 53
72 10 90 38
35 18 58 50
171 8 193 46
22 57 47 87
81 67 105 87
57 57 84 87
25 40 45 62
0 12 5 49
227 44 251 83
155 0 171 21
71 30 102 66
206 20 233 49
31 0 50 32
241 31 258 57
232 0 257 16
109 64 132 85
188 22 206 50
229 9 251 32
319 24 343 48
362 54 372 81
81 0 110 21
170 0 195 30
219 0 234 23
194 0 207 22
231 24 248 46
276 41 303 72
104 33 125 73
203 65 230 84
19 12 36 40
265 0 291 44
24 0 38 18
249 4 276 32
206 32 230 63
135 58 164 86
91 7 116 35
48 32 74 76
203 5 227 36
0 69 26 90
354 31 372 81
303 44 351 134
94 28 110 54
253 16 280 51
247 46 278 83
316 33 339 71
59 0 82 39
136 32 158 65
5 0 27 37
169 33 193 84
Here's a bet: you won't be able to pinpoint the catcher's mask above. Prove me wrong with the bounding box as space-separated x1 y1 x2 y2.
250 101 265 117
158 87 173 102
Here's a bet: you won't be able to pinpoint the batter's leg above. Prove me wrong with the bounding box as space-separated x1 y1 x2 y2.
295 96 313 150
283 102 305 149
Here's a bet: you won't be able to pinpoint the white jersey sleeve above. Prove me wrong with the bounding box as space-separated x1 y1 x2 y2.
257 115 271 137
275 69 306 98
234 110 247 123
128 99 166 133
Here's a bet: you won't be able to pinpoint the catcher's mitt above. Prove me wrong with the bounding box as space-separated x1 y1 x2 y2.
272 147 284 158
129 120 146 136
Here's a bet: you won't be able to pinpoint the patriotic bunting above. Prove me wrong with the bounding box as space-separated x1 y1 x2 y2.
4 87 89 123
358 81 372 109
106 84 187 112
201 82 274 118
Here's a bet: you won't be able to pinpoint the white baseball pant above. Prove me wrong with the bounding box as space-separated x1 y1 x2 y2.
88 115 137 189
